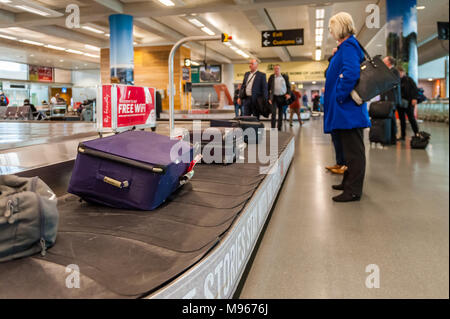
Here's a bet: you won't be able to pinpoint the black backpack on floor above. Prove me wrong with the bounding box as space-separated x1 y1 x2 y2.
410 131 431 149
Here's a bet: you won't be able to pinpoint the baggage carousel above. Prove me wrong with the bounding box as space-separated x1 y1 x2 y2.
0 131 295 299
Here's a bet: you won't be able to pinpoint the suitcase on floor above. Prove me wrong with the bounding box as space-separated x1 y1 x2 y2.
369 118 391 144
68 131 194 210
369 101 393 119
210 119 264 144
189 127 245 164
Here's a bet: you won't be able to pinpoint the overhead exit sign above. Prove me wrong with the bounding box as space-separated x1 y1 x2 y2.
261 29 304 47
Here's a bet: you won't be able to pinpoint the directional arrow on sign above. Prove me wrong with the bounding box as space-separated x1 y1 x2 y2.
263 40 271 46
263 32 270 39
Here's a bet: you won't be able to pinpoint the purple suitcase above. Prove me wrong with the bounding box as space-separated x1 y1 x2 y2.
68 131 194 210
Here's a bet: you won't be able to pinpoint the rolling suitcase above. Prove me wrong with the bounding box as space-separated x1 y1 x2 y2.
189 127 245 164
369 118 391 145
233 116 258 122
210 119 265 144
369 101 393 118
68 131 194 210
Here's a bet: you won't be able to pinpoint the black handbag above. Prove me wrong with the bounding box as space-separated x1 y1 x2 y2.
256 96 271 118
351 41 400 105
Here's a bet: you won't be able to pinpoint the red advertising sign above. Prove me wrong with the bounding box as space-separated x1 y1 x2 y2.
29 65 53 82
116 85 155 127
98 84 156 133
102 84 112 128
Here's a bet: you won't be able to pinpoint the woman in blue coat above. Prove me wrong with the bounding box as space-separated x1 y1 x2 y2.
324 12 371 202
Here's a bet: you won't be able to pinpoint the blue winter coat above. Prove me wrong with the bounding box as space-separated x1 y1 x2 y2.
323 35 371 134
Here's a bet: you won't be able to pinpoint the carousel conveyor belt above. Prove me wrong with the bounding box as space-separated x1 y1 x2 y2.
0 132 294 299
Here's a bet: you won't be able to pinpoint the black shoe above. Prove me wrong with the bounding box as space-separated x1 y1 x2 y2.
332 184 344 190
332 193 361 202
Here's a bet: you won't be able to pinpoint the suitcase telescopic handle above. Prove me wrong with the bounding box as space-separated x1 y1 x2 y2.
103 176 129 189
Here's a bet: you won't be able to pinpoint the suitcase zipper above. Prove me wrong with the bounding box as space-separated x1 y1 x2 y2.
78 143 166 174
30 177 46 257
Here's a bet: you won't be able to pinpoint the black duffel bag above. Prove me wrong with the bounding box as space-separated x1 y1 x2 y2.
369 101 394 119
410 131 431 149
350 41 400 105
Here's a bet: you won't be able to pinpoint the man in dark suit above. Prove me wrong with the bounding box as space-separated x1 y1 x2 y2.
237 59 268 119
380 56 401 144
268 64 291 130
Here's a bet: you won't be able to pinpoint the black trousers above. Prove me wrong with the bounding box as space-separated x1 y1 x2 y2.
390 110 398 144
397 105 419 138
271 95 286 130
338 128 366 196
243 97 260 119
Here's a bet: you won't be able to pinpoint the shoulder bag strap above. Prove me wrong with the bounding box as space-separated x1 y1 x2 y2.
355 38 372 61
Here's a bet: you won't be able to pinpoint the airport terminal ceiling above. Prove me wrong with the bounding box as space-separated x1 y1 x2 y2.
0 0 448 69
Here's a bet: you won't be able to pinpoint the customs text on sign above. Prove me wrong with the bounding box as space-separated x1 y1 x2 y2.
261 29 304 47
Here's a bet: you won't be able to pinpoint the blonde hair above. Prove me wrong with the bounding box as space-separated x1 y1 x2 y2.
328 12 356 40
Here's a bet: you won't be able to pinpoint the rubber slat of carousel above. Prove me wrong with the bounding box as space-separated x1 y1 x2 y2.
0 132 293 299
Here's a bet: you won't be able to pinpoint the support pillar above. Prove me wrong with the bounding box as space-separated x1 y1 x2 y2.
109 14 134 85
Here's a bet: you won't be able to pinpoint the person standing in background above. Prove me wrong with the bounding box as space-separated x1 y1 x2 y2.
324 12 371 202
233 84 242 117
237 59 268 119
319 88 325 111
289 85 303 126
302 91 308 108
50 93 58 105
380 56 401 144
268 64 291 130
0 92 9 106
398 66 420 141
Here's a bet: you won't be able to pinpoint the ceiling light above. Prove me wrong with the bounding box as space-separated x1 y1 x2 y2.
201 27 215 35
66 49 84 54
316 20 324 28
316 9 325 19
417 6 425 10
59 59 64 62
81 26 104 34
315 35 323 42
133 42 137 45
312 81 317 84
316 41 322 47
428 78 433 81
15 5 50 17
316 28 323 36
191 61 200 66
14 5 50 16
84 44 100 51
84 53 99 58
0 34 16 40
188 18 204 27
158 0 175 6
315 49 321 61
105 33 110 37
47 44 66 50
20 39 44 46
